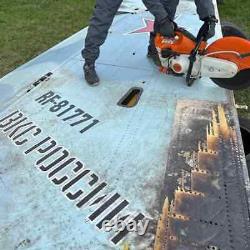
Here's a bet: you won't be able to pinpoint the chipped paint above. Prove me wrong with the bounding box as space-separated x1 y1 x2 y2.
122 242 130 250
154 198 170 250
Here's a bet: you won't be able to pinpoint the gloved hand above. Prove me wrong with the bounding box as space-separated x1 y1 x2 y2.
157 17 175 38
197 16 218 41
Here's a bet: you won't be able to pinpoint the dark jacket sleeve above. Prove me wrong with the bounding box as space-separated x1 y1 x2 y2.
142 0 169 23
194 0 215 20
142 0 215 22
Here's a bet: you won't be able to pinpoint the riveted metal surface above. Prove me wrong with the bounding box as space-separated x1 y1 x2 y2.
154 102 250 250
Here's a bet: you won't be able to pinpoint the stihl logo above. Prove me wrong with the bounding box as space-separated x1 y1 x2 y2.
162 38 175 44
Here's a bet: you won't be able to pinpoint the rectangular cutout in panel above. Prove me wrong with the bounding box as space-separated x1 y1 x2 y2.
117 87 143 108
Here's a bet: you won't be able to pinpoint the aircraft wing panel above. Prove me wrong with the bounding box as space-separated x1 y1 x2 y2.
0 1 249 250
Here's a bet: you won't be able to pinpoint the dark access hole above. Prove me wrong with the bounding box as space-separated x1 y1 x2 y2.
239 117 250 177
239 117 250 155
241 127 250 155
118 87 143 108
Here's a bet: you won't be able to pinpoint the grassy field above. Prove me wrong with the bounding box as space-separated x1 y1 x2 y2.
0 0 95 75
0 0 249 117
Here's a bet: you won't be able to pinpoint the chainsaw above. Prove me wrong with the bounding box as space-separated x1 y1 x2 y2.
155 23 250 90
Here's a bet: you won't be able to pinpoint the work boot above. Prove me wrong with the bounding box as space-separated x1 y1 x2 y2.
83 63 100 86
147 32 162 67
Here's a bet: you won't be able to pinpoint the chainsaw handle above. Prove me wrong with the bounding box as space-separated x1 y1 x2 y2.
186 27 207 86
186 42 202 86
197 17 218 42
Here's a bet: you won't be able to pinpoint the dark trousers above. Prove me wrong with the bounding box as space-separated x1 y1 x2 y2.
82 0 215 64
82 0 123 64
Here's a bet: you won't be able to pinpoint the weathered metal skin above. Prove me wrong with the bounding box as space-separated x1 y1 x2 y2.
154 102 250 250
0 1 249 250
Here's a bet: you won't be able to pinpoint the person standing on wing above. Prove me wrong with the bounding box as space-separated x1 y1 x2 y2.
82 0 217 86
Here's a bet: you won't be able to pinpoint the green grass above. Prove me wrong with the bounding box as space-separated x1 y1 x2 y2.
0 0 95 76
0 0 249 117
218 0 250 36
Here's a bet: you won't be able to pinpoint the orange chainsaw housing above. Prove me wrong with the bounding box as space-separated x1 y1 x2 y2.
205 37 250 71
155 32 250 71
155 31 207 55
